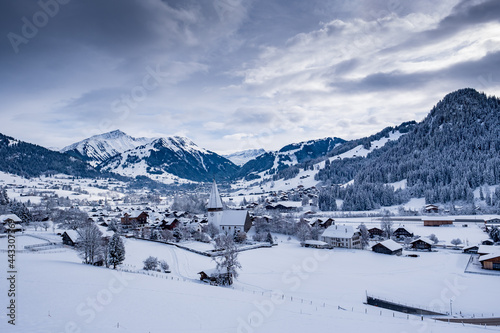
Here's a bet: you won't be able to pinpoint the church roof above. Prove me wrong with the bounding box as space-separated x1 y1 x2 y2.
220 210 248 227
208 180 223 210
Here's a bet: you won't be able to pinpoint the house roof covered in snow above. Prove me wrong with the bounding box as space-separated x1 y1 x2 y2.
479 252 500 261
220 210 248 227
411 237 434 245
0 214 22 223
321 225 357 239
375 239 403 252
478 244 499 255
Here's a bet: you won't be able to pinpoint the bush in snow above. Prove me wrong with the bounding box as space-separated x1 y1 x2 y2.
450 238 462 247
428 234 439 244
159 260 170 272
143 256 159 271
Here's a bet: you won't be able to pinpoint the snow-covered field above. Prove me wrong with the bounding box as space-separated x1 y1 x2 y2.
1 232 499 333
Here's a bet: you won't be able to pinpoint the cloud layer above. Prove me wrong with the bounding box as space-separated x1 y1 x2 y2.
1 0 499 153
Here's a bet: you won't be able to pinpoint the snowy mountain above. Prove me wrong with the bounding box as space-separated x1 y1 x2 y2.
61 130 151 167
223 148 266 166
236 137 345 180
98 136 239 183
0 132 102 179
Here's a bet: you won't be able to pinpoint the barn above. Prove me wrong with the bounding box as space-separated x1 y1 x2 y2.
411 238 433 251
372 239 403 256
198 269 233 285
423 218 453 227
479 253 500 270
462 245 479 254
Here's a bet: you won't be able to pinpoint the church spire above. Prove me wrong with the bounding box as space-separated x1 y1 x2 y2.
208 179 223 211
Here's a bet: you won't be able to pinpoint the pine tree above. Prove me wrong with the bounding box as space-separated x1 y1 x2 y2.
107 233 125 269
266 232 274 244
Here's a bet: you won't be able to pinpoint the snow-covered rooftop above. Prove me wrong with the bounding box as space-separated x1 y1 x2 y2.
321 225 357 239
0 214 21 223
375 239 403 252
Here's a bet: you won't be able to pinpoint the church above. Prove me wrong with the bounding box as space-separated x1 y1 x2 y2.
207 180 252 235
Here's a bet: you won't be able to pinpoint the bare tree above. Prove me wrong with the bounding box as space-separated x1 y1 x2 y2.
76 223 104 265
380 215 393 239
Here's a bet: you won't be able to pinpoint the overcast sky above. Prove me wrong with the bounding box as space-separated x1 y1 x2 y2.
1 0 499 154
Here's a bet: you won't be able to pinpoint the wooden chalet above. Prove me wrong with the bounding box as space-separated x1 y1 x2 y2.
0 214 24 232
479 253 500 270
485 218 500 226
424 204 439 213
482 239 494 246
372 239 403 256
61 230 79 246
121 211 149 226
160 218 181 231
393 227 414 239
368 227 384 238
463 245 479 254
410 238 433 251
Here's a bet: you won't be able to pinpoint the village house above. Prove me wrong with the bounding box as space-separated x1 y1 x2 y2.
372 239 403 256
463 245 479 254
0 214 23 233
479 253 500 270
393 227 414 239
121 211 149 226
410 237 434 251
61 230 79 246
368 227 384 238
320 225 361 249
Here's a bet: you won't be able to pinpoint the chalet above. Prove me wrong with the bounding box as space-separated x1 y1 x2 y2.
320 225 361 249
423 218 454 227
463 245 479 254
372 239 403 255
121 211 149 226
0 214 24 232
198 269 233 285
482 239 494 246
393 227 414 239
160 218 181 231
368 227 384 238
319 218 335 228
61 230 79 246
410 238 433 251
424 204 439 213
301 240 330 249
479 253 500 270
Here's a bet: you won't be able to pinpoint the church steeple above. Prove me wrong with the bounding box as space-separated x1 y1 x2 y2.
208 180 223 211
207 180 224 228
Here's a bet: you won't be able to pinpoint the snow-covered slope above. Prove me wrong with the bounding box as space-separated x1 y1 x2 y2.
223 148 266 166
61 130 151 167
99 136 239 183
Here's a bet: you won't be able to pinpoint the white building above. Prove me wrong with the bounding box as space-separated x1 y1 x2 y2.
320 225 361 249
207 181 251 235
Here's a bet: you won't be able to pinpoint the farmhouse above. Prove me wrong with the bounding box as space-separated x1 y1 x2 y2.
320 225 361 249
0 214 23 232
61 230 79 246
198 269 233 285
368 227 384 238
485 218 500 225
121 211 149 226
424 204 439 213
410 238 433 251
372 239 403 255
393 227 414 238
423 218 454 227
479 253 500 270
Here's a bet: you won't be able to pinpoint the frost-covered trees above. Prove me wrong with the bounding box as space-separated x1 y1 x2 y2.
296 222 311 242
143 256 159 271
77 223 104 265
380 216 393 239
429 234 439 244
489 227 500 242
450 238 462 247
213 234 241 282
52 208 88 230
107 233 125 269
266 232 274 244
359 223 370 249
8 201 32 224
